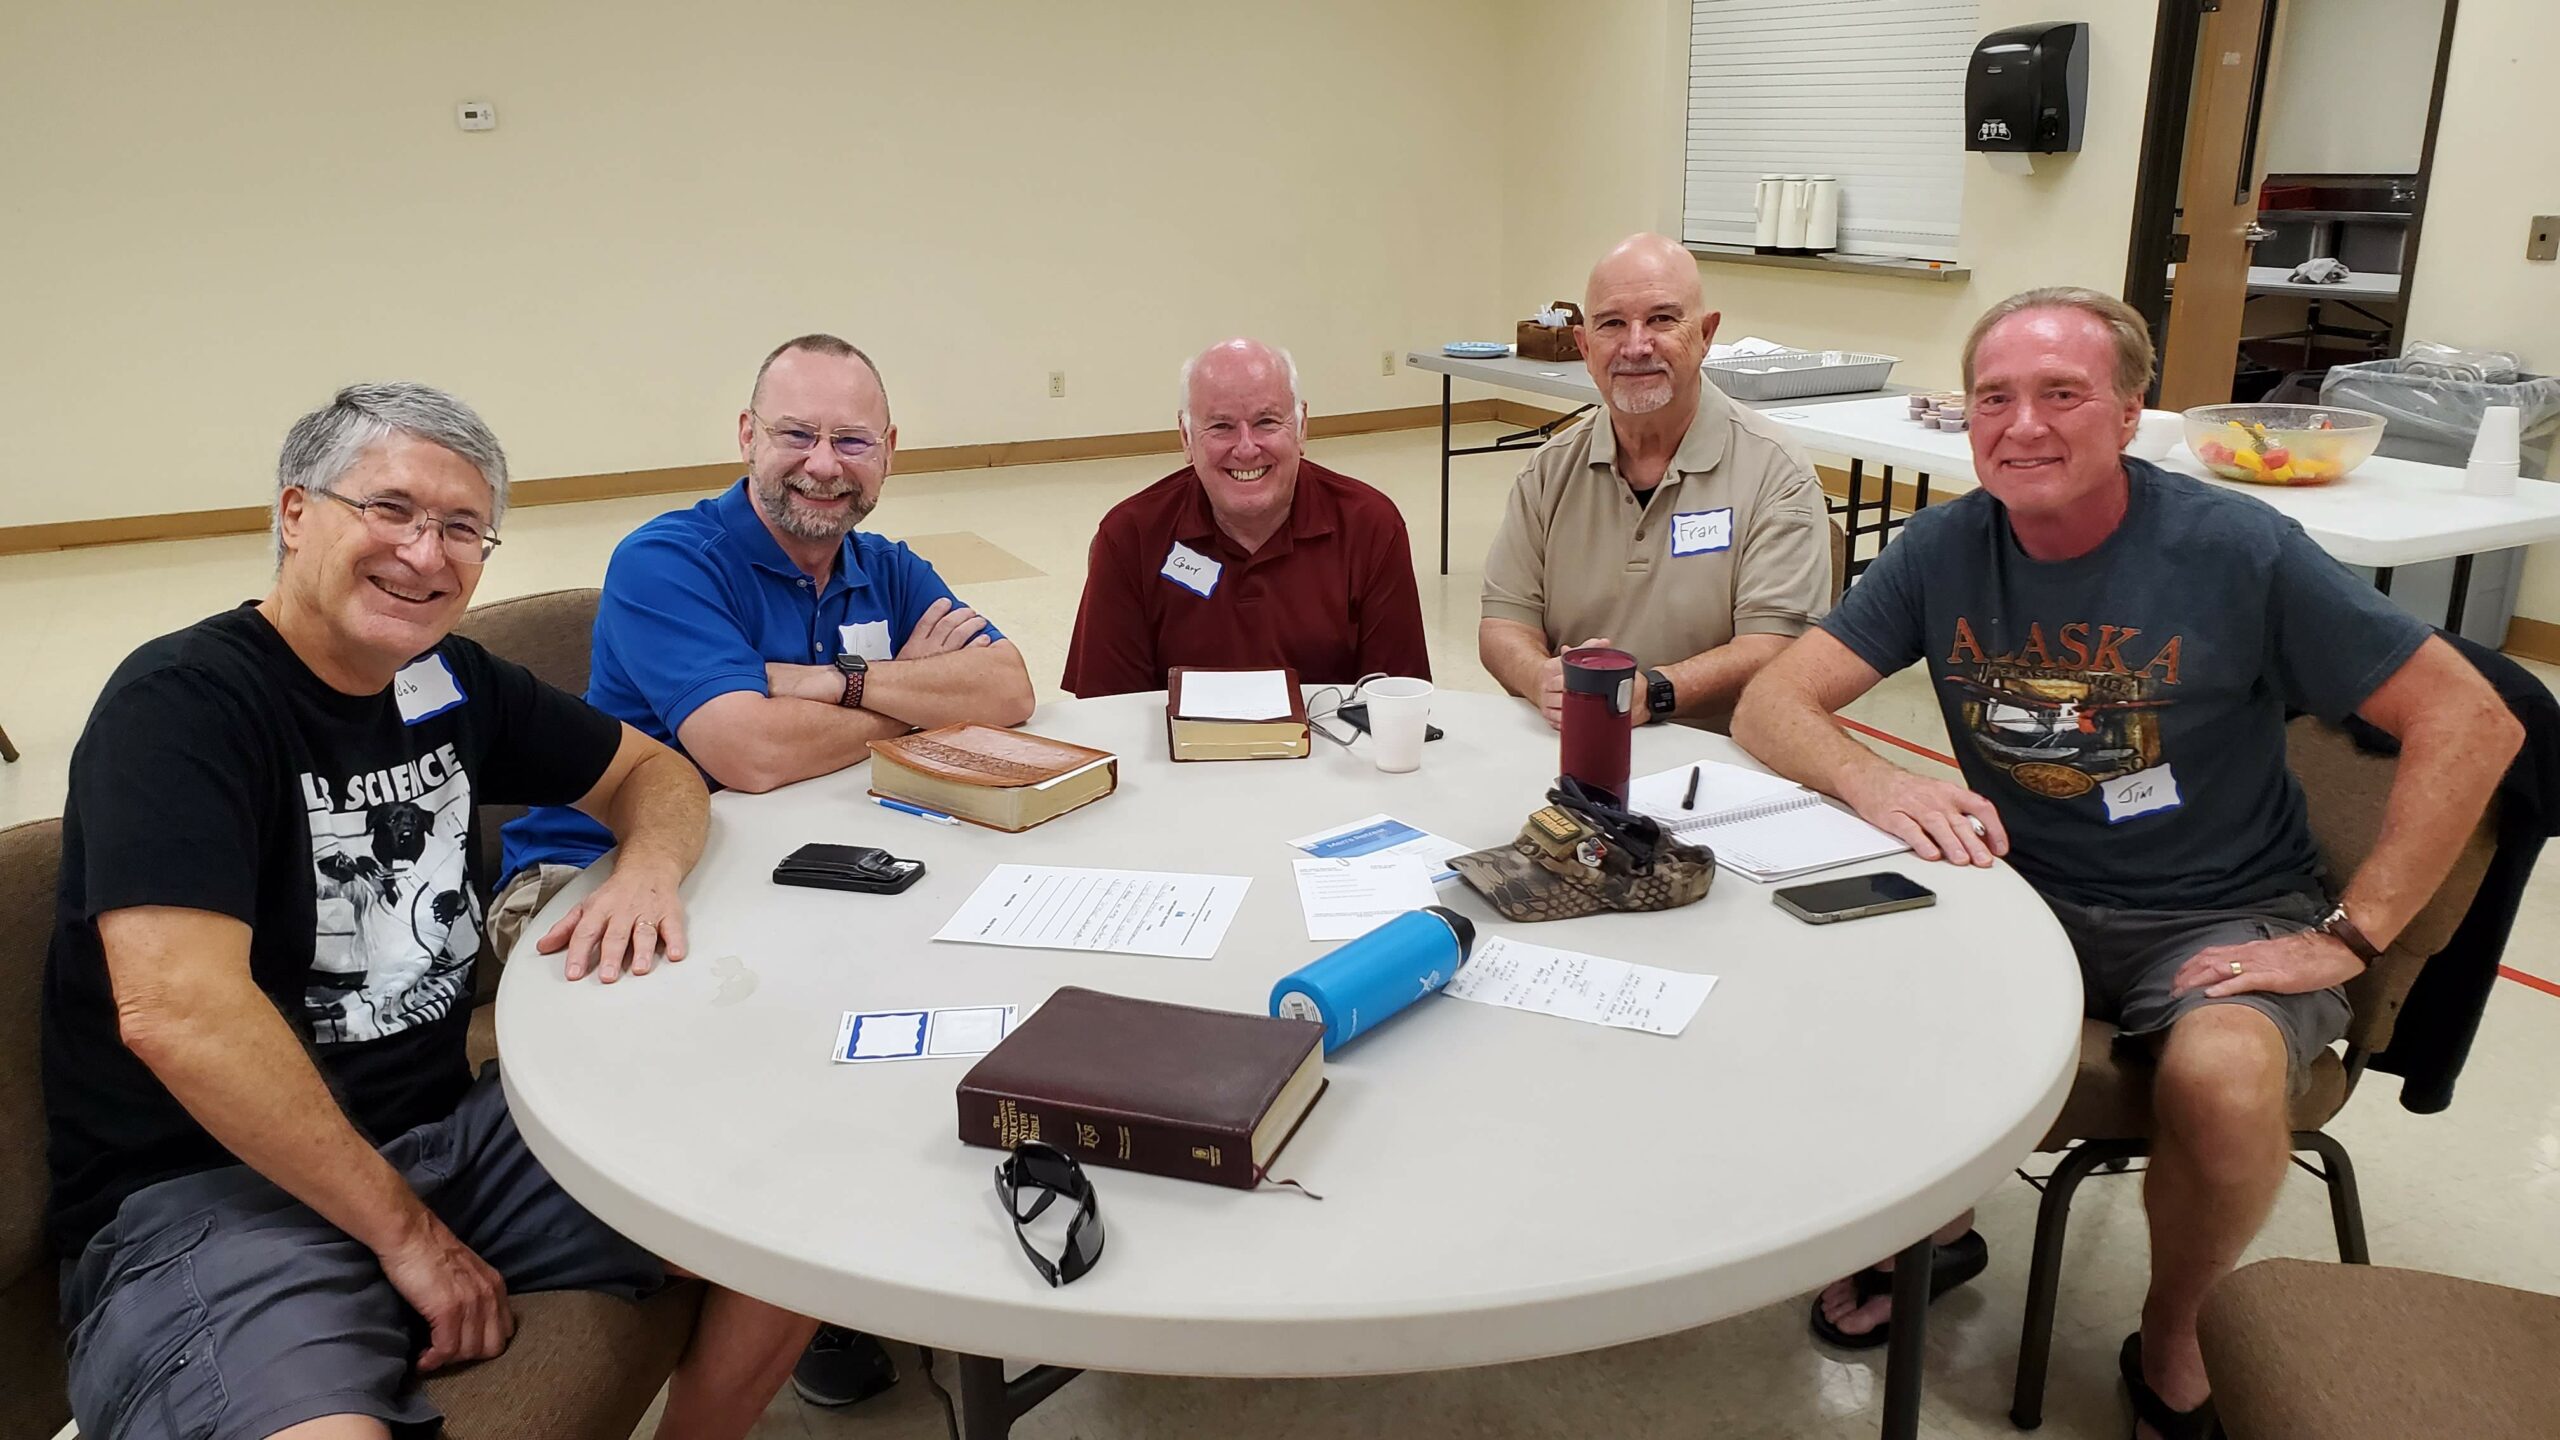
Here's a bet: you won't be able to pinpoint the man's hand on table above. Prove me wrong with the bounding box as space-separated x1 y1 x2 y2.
1837 765 2008 868
536 855 690 982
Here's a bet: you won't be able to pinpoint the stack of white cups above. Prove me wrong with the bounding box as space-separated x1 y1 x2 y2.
2464 405 2523 497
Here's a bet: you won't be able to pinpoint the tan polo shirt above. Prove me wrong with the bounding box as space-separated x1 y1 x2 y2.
1480 382 1831 668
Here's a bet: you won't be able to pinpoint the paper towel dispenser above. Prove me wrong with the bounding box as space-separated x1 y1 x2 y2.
1967 22 2089 154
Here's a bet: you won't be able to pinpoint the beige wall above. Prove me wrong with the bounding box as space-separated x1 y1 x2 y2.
1497 0 2156 406
0 0 1507 529
2405 0 2560 622
2263 0 2445 176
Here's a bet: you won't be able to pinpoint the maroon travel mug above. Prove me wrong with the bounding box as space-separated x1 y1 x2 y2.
1559 647 1637 806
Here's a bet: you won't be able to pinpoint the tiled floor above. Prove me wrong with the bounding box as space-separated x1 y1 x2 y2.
8 424 2556 1439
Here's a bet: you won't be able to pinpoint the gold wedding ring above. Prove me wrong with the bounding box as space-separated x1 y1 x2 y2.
2229 960 2244 977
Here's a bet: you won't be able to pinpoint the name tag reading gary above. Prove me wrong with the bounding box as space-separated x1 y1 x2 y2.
393 655 467 725
1669 508 1734 556
1160 540 1222 598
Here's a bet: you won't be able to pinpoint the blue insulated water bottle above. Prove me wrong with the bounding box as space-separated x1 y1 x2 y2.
1269 906 1477 1053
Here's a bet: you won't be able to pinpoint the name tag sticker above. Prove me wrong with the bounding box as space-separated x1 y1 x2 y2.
393 655 467 725
2101 764 2183 824
839 620 894 662
1669 508 1735 556
1160 540 1222 598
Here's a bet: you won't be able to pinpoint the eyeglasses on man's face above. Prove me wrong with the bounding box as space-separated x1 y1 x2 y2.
311 487 503 564
752 411 887 462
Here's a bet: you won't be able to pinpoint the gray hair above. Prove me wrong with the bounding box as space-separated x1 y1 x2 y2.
273 382 510 561
1962 286 2157 402
1178 343 1304 429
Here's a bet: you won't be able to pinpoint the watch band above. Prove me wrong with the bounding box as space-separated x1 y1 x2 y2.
839 666 867 710
1642 667 1676 722
2321 903 2383 964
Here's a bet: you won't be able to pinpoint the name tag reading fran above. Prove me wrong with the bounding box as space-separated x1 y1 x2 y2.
1160 540 1222 598
393 654 467 725
2101 764 2183 824
1669 508 1734 556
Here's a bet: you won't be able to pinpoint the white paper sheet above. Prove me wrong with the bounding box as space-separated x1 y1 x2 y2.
1287 813 1471 881
1627 761 1805 824
1442 935 1715 1036
933 865 1251 960
832 1005 1018 1063
1290 856 1442 942
1175 669 1292 721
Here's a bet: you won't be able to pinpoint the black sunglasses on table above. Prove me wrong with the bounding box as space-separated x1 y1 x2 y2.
995 1141 1105 1287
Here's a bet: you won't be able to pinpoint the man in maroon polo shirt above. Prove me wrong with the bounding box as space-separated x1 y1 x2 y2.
1061 337 1432 696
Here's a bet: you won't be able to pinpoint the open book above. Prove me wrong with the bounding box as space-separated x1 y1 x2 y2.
1627 762 1908 882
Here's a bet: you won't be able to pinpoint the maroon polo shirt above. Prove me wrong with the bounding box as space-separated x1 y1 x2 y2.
1061 459 1433 698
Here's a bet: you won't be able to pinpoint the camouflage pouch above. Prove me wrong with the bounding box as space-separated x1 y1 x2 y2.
1448 779 1716 922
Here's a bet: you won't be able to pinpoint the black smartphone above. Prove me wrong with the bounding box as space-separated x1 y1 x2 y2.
773 843 925 895
1335 702 1444 743
1772 871 1937 925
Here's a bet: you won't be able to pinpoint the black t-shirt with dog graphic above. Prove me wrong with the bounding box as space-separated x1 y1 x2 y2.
42 603 622 1255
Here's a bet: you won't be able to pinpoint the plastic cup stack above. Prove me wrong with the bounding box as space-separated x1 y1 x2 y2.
2465 406 2522 497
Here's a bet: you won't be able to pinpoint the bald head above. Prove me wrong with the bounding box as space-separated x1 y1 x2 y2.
1180 338 1301 423
1579 233 1717 421
1585 233 1702 315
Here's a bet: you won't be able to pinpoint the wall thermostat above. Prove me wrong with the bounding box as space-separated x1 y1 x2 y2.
456 102 496 132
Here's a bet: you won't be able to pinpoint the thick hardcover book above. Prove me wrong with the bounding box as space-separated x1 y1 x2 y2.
955 987 1328 1189
868 724 1118 832
1166 667 1311 762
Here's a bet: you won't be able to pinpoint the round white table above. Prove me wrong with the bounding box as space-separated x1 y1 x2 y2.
499 691 2082 1438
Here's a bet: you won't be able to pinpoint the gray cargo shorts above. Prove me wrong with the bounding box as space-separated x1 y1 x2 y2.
60 1065 666 1440
2043 887 2353 1087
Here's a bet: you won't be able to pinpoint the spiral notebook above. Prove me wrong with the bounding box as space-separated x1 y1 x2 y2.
1628 763 1908 882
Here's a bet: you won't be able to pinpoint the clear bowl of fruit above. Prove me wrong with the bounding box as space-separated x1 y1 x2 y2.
2181 404 2386 486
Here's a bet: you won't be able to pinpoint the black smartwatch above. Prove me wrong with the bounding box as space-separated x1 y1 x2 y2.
1640 667 1677 723
833 651 870 710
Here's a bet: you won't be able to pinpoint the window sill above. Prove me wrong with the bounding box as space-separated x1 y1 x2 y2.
1685 243 1970 283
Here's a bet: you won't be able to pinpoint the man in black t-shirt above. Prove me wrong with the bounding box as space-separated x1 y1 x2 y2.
43 383 816 1440
1733 291 2521 1438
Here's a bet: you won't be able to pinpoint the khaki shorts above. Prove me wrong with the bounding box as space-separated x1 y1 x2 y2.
485 862 586 971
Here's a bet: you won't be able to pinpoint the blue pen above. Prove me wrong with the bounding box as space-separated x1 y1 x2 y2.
872 796 961 827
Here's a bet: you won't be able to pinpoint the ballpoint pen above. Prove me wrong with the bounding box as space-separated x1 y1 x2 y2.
1682 765 1702 809
873 796 961 827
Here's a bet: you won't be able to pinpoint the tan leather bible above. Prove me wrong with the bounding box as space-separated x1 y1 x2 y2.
867 724 1118 832
956 987 1328 1189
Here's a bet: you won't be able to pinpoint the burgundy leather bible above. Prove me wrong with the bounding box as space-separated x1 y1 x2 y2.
956 987 1327 1189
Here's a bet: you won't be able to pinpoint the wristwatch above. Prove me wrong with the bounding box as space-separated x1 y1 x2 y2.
833 652 869 710
2319 901 2382 964
1640 667 1677 724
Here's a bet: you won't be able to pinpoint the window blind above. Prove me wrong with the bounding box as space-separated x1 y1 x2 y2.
1683 0 1977 262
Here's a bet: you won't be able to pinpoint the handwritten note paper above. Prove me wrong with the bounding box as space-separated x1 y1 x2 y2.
1442 935 1716 1037
933 865 1250 960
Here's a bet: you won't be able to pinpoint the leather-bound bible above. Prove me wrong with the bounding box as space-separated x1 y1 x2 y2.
867 725 1118 832
956 987 1328 1189
1166 667 1311 762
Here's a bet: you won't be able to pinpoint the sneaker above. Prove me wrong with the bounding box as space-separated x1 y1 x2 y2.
791 1326 901 1408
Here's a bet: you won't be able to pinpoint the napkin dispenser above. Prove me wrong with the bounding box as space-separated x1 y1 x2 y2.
1966 21 2088 155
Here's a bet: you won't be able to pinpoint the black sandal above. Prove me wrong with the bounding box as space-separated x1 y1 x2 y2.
2119 1332 2216 1440
1805 1229 1990 1350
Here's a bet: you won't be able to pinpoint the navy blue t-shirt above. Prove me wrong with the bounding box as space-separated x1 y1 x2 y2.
1821 459 2430 911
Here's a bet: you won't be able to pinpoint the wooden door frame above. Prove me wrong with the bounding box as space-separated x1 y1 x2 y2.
2119 0 2464 403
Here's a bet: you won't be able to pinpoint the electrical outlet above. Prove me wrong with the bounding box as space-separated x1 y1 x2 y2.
2530 216 2558 264
456 101 496 132
1380 349 1396 376
1048 370 1066 399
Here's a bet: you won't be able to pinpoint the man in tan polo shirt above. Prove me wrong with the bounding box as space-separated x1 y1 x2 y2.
1479 232 1832 731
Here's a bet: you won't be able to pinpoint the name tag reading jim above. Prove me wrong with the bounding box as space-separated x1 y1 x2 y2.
2101 764 2183 824
1160 540 1222 598
1669 508 1734 557
393 655 467 725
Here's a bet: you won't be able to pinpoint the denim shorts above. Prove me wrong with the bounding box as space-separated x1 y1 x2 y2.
60 1065 665 1440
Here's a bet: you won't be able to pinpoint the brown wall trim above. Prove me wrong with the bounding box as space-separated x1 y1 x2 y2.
0 401 1506 558
2504 616 2560 666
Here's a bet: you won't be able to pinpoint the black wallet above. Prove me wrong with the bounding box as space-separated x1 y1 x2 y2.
773 843 925 895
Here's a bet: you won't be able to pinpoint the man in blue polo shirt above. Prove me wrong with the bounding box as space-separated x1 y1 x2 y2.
493 333 1034 1406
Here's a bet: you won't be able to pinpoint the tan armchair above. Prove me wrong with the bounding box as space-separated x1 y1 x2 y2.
2007 717 2502 1429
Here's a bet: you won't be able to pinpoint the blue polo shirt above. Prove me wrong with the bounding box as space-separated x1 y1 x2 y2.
499 479 1002 880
